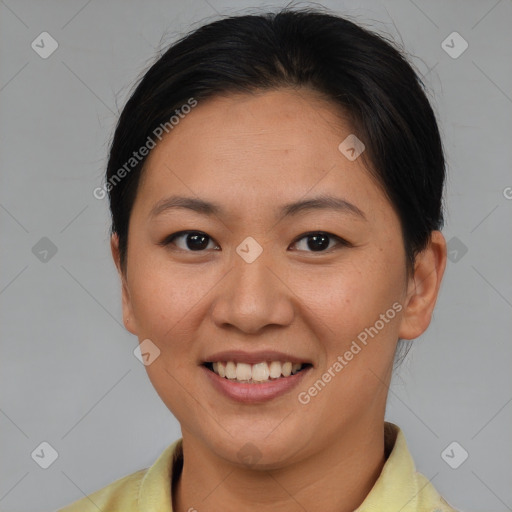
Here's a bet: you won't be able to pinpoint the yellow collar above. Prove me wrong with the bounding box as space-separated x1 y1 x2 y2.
137 422 458 511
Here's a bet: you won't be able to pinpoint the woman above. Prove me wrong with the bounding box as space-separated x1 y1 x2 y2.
59 6 457 511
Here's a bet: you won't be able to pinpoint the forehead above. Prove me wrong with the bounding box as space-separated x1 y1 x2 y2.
134 89 389 223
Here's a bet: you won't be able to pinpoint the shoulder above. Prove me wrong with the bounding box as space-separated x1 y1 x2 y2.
56 438 182 512
56 467 148 512
411 470 462 512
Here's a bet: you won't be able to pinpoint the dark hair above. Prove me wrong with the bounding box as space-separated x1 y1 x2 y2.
106 7 445 283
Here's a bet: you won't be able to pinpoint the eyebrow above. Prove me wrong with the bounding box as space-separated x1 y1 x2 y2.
149 194 367 221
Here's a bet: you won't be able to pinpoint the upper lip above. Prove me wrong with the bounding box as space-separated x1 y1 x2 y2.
202 350 313 366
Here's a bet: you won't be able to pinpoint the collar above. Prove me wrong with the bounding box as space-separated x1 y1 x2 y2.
355 422 456 511
137 422 456 511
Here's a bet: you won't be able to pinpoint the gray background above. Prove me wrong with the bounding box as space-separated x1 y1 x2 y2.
1 0 511 511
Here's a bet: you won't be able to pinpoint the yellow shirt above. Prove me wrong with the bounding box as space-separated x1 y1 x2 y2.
57 422 459 511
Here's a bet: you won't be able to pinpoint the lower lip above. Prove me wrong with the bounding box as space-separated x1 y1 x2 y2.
201 365 312 403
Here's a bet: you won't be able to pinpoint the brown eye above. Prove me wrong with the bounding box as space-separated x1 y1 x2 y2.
162 231 219 251
291 232 350 252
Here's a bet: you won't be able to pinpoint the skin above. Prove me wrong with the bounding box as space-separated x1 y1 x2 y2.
110 88 447 512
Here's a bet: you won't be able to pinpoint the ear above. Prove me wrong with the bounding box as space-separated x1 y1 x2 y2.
110 233 138 336
398 231 447 340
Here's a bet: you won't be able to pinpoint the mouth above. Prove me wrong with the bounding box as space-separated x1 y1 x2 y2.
202 360 313 384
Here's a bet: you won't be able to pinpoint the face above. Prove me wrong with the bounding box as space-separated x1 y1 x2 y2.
111 88 445 468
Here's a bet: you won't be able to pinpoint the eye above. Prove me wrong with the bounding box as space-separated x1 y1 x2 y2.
160 230 350 253
161 231 219 251
290 231 351 253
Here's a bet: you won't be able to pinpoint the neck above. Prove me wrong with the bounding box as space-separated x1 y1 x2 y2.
173 422 387 512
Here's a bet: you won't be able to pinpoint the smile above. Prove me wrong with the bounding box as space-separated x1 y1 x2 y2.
204 360 312 384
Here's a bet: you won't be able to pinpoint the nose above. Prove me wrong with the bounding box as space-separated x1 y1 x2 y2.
210 248 295 334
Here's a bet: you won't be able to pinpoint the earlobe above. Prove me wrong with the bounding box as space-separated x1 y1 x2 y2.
398 231 447 340
110 234 138 336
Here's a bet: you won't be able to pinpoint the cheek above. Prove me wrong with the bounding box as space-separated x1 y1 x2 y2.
290 250 404 343
127 263 207 419
294 258 401 425
127 256 204 347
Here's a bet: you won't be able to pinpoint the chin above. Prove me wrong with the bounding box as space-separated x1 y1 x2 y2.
205 425 310 469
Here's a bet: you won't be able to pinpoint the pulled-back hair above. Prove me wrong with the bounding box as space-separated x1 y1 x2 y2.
105 7 445 280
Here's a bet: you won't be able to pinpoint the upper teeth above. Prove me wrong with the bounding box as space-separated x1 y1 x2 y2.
212 361 304 382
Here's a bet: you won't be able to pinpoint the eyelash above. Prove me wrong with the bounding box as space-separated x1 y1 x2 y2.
160 230 351 253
